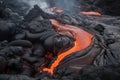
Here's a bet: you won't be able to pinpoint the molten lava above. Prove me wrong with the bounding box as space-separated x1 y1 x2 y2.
42 19 93 74
80 11 101 16
50 7 63 13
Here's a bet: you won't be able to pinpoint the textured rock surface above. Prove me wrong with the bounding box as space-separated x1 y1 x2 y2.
0 0 120 80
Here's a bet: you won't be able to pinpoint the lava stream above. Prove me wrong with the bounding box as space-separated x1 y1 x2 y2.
80 11 101 16
42 19 93 74
50 7 63 13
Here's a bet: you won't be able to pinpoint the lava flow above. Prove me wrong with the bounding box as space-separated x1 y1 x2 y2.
80 11 101 16
41 19 93 74
50 7 63 13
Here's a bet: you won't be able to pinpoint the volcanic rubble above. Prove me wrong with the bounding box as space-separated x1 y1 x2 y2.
0 0 120 80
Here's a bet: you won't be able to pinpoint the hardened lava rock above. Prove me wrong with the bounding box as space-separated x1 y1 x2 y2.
0 75 35 80
0 0 120 80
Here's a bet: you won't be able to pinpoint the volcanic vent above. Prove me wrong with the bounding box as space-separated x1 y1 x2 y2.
0 0 120 80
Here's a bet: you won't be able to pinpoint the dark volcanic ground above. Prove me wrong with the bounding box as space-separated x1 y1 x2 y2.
0 0 120 80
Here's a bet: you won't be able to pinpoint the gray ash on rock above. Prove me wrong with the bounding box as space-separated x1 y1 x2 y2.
0 0 30 16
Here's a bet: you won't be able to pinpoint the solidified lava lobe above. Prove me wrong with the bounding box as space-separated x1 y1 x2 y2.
42 19 93 74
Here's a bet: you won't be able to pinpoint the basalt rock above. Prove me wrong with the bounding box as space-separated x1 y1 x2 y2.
93 0 120 16
8 40 32 48
0 21 16 41
0 75 35 80
0 1 120 80
0 56 7 73
0 0 30 16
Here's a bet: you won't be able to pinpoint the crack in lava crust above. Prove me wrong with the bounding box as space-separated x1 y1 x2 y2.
41 19 93 74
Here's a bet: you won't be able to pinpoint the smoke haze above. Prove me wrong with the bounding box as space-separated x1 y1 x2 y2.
1 0 80 14
24 0 49 9
23 0 79 13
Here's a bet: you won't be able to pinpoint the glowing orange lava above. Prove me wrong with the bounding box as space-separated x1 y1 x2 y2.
80 11 101 16
42 19 93 74
50 7 63 13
